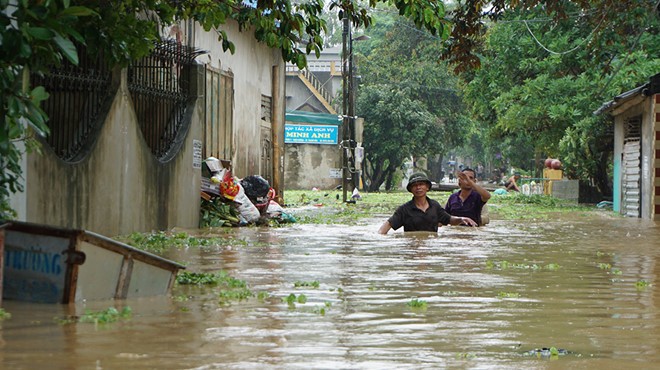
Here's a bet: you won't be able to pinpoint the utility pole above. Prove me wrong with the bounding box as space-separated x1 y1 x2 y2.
341 15 369 202
348 29 357 195
341 15 350 203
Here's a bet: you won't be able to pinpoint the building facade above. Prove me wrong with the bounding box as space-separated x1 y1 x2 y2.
597 73 660 220
9 20 286 236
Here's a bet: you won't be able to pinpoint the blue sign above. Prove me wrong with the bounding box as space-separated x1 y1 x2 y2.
284 124 338 145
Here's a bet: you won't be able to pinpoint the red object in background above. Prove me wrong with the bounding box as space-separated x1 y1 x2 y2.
545 158 554 168
551 159 562 170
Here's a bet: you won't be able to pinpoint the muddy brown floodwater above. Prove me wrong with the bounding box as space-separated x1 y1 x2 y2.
1 211 660 369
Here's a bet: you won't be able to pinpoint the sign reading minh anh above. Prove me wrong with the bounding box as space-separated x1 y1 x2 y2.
284 124 338 145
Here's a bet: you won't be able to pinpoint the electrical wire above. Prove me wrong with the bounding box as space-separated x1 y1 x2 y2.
522 10 607 56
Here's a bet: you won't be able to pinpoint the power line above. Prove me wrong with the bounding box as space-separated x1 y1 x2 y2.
523 10 607 56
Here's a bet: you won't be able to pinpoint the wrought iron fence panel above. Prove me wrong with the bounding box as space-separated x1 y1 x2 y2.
128 39 203 162
34 48 115 162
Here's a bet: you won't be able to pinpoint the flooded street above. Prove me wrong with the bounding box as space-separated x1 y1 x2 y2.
2 211 660 369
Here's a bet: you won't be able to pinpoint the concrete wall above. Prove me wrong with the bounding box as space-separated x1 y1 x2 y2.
16 68 203 236
549 180 579 203
10 20 284 236
284 144 341 190
192 22 284 178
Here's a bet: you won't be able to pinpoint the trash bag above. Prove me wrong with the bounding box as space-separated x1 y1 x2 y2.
240 175 271 203
233 183 260 223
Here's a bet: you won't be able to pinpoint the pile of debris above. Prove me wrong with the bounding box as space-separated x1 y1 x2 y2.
200 157 294 227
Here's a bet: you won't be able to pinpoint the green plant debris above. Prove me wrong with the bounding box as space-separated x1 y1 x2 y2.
497 292 520 299
0 309 11 321
457 352 476 359
77 307 132 324
217 273 252 304
407 298 428 309
200 197 241 227
173 294 191 302
116 231 235 254
597 263 612 270
177 270 254 304
177 271 223 286
636 280 650 289
524 347 569 358
283 293 308 307
257 291 270 301
486 260 560 271
219 287 253 302
294 280 320 288
544 263 561 271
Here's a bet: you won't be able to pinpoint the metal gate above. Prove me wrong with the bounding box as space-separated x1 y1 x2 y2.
622 117 641 217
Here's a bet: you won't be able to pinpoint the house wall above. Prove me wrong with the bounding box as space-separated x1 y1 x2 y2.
613 97 656 220
285 76 327 112
10 20 283 236
284 144 342 190
16 68 204 236
191 22 284 178
641 97 655 220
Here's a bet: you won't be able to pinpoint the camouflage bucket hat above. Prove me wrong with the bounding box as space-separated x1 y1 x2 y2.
406 172 432 192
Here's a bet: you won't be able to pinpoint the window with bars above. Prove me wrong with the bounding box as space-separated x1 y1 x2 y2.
204 66 234 161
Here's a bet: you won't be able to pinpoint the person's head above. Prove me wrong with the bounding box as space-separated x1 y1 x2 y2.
459 168 476 189
514 172 521 179
406 172 432 194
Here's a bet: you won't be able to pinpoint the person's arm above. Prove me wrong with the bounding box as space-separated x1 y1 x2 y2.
474 182 491 202
449 215 478 227
512 178 521 191
378 221 392 234
457 172 491 202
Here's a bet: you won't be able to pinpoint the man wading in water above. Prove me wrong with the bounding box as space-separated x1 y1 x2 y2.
378 172 477 234
445 167 491 226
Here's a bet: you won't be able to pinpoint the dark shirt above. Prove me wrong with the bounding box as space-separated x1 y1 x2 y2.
445 190 485 225
388 197 452 232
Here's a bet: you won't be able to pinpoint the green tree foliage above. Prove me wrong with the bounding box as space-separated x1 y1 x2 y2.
0 0 451 218
462 3 660 195
443 0 660 72
358 86 443 190
356 11 470 190
2 0 657 213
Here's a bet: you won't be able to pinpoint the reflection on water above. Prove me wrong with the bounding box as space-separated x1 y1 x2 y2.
1 212 660 369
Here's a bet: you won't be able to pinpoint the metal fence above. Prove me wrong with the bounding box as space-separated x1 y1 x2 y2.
128 39 205 161
34 48 114 162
